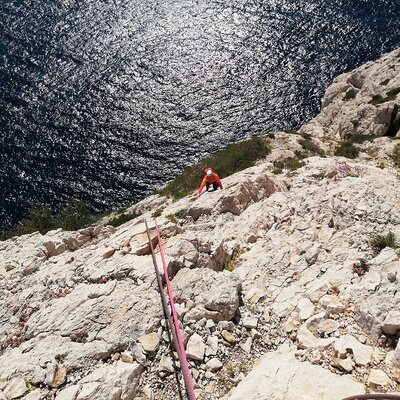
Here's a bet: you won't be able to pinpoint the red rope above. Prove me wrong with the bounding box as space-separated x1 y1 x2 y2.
341 396 400 400
154 218 197 400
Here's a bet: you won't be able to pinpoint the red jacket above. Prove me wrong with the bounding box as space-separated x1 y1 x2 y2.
198 172 223 194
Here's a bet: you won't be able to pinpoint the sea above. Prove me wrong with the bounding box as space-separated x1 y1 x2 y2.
1 0 400 230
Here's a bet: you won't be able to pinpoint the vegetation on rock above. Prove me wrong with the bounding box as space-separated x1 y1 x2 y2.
343 88 358 101
334 141 359 159
390 144 400 167
369 231 399 255
108 212 139 228
369 88 400 105
0 200 97 241
161 136 271 200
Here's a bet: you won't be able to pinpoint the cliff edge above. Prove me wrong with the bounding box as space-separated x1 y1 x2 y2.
1 48 400 400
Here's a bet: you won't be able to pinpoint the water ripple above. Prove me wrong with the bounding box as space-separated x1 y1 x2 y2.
0 0 399 228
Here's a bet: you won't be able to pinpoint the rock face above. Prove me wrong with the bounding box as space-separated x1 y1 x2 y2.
301 48 400 139
227 349 364 400
1 48 400 400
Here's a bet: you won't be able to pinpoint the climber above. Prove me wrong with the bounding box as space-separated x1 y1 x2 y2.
197 167 223 196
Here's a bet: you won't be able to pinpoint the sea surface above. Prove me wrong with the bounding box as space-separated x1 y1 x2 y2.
1 0 400 230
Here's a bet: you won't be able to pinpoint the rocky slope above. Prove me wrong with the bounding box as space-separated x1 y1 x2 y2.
1 49 400 400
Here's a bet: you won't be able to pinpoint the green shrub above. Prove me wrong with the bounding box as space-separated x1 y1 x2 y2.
54 200 94 231
343 89 358 101
165 209 187 224
390 144 400 167
300 132 312 140
0 200 98 241
161 136 271 200
174 209 187 219
387 87 400 98
370 94 385 105
347 134 377 144
334 142 359 159
285 157 306 170
298 138 325 156
165 214 178 224
272 156 305 173
369 231 399 255
108 212 139 227
370 88 400 105
152 208 164 218
225 248 244 272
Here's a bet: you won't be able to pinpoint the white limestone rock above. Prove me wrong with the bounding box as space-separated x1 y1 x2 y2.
242 317 258 329
139 333 160 354
24 390 45 400
158 355 175 374
186 333 205 361
206 358 223 372
205 336 219 356
382 310 400 335
368 369 392 388
4 378 27 399
333 335 373 366
297 298 315 321
172 268 242 322
300 48 400 140
55 385 80 400
226 350 364 400
77 361 143 399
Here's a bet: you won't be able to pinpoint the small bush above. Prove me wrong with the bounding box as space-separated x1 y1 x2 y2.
352 120 360 128
387 87 400 98
225 248 244 272
334 142 359 159
267 132 275 139
343 88 358 101
370 88 400 105
298 138 325 156
294 150 307 160
0 200 98 241
369 231 399 255
174 209 187 219
54 200 94 231
152 208 164 218
165 214 178 224
108 212 138 228
300 132 312 140
285 157 306 170
161 136 271 200
380 78 390 86
347 134 377 144
390 144 400 167
370 94 385 105
272 154 305 174
272 160 284 174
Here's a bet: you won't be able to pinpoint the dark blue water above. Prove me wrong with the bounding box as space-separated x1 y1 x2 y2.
1 0 399 230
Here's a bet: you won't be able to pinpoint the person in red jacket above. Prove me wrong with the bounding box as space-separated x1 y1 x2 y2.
197 168 223 196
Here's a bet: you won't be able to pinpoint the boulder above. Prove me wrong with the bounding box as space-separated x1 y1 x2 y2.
139 333 160 354
186 333 205 361
226 350 364 400
333 335 373 366
382 310 400 335
77 361 143 399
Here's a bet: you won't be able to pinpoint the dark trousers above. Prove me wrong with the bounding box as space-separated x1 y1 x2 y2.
206 181 219 191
